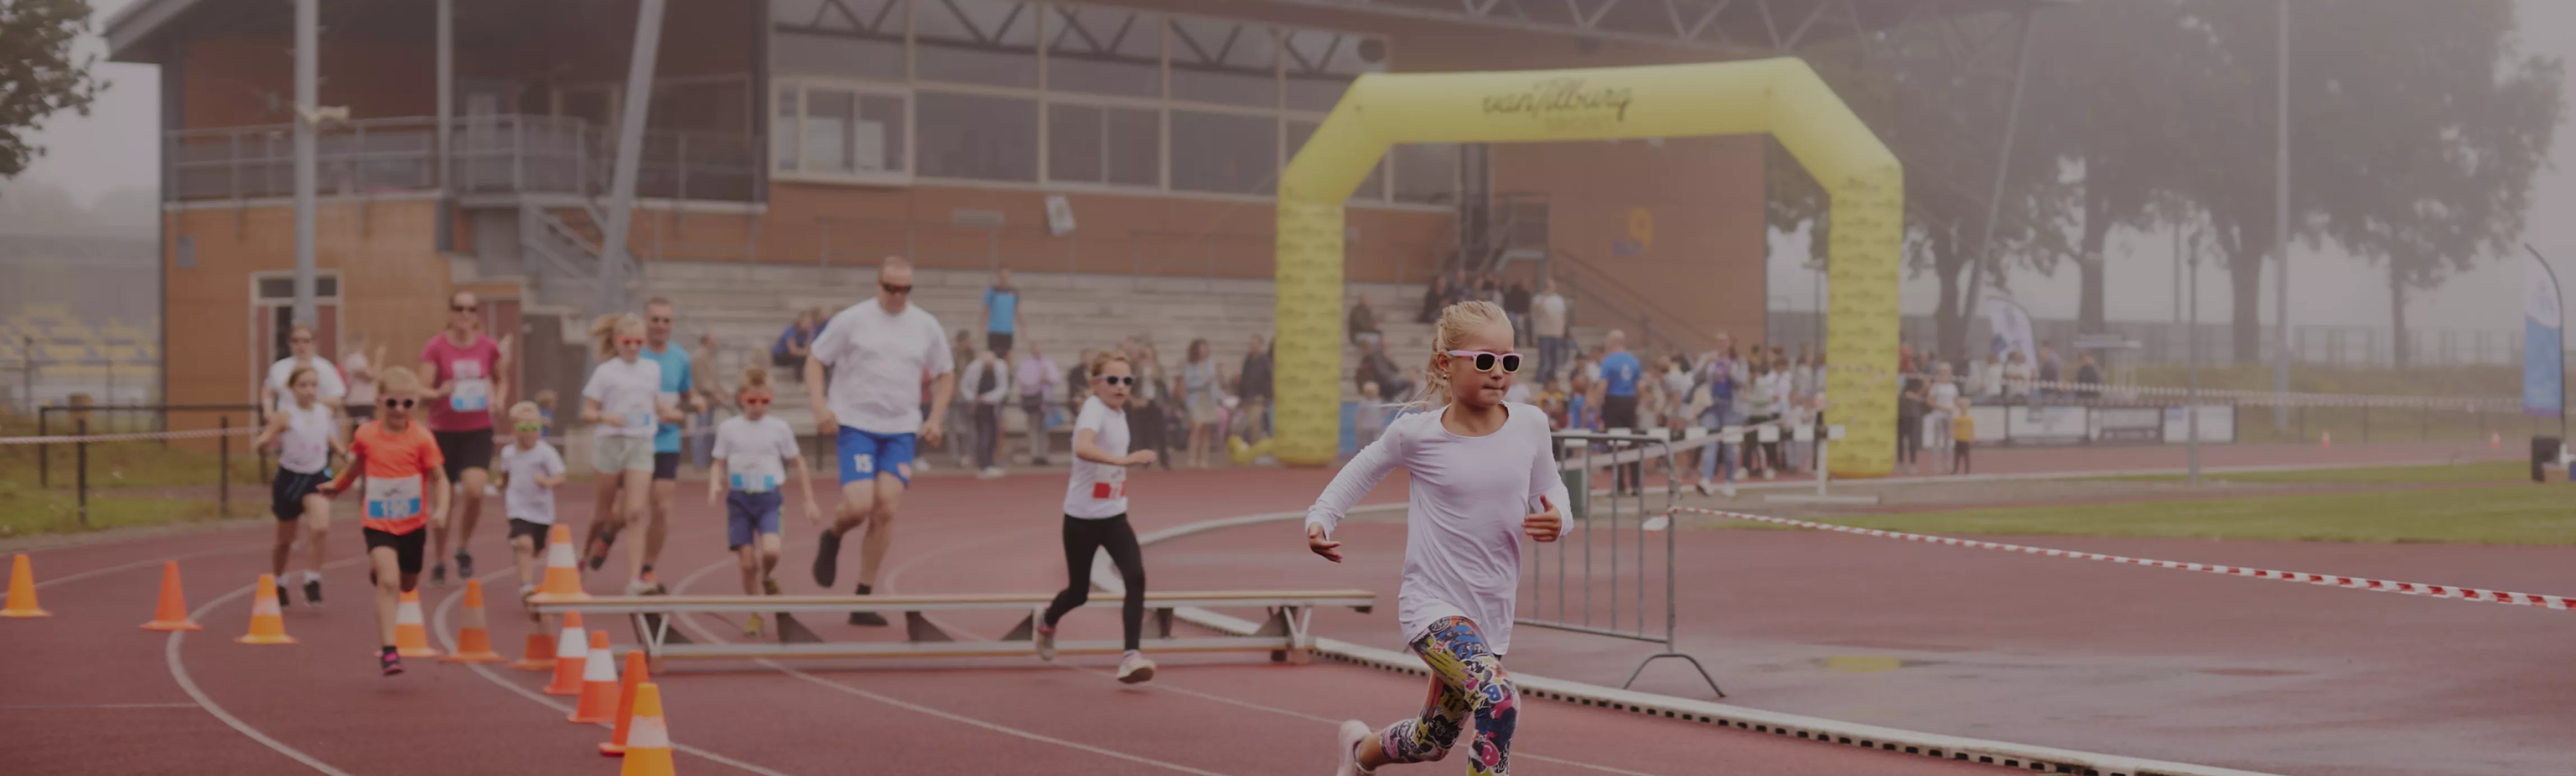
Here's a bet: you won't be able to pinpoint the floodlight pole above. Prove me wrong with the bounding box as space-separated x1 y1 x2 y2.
598 0 668 316
1961 10 2037 347
2271 0 2292 430
2188 228 2202 484
291 0 318 328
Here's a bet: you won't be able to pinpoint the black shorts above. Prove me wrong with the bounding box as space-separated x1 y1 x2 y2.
652 452 682 481
271 468 333 520
987 331 1014 356
433 429 494 481
364 527 429 575
508 518 553 549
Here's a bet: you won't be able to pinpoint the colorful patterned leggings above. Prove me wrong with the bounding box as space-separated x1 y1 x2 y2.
1375 617 1517 775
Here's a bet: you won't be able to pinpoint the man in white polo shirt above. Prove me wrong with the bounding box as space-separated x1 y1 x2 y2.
807 255 954 626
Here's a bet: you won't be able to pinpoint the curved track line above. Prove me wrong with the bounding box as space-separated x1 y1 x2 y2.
36 543 266 589
669 559 1237 776
166 557 374 776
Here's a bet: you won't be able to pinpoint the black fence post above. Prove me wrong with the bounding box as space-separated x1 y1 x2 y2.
37 407 48 488
2362 406 2371 443
75 417 89 528
219 415 231 517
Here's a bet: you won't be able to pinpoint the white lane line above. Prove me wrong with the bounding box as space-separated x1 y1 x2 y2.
428 534 800 776
166 556 374 776
0 702 203 710
670 559 1237 776
35 543 266 589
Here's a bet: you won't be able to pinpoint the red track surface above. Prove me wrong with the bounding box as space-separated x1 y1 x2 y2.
0 440 2547 776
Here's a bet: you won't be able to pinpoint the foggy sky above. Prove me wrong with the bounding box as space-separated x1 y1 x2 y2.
10 0 2570 336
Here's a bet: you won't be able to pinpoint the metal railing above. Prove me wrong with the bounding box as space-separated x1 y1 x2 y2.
806 215 1444 285
1551 248 1718 357
24 404 269 525
167 115 759 203
1526 429 1724 697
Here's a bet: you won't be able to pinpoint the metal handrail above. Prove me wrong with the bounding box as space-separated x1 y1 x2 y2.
164 114 757 203
1551 248 1717 355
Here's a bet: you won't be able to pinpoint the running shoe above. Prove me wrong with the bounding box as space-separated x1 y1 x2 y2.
624 577 657 596
1115 652 1156 684
304 578 323 608
382 650 406 676
454 550 475 580
1692 481 1713 497
744 612 766 639
975 466 1004 479
811 529 843 588
587 535 615 571
1034 623 1057 661
1333 719 1374 776
275 581 290 610
763 577 782 596
429 561 449 587
848 583 887 626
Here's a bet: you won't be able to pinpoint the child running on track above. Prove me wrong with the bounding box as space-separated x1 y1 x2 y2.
319 367 452 676
254 365 347 609
495 402 565 603
808 256 953 626
1304 301 1565 776
580 314 676 594
1034 350 1158 684
707 367 819 637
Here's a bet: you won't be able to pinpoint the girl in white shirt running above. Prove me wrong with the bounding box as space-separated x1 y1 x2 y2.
1307 300 1566 776
1036 350 1160 683
254 365 347 609
578 313 676 593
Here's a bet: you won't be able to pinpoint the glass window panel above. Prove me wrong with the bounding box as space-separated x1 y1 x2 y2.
1391 141 1458 205
1104 106 1160 187
804 90 855 173
797 88 905 175
1170 110 1275 195
1047 6 1161 97
916 0 1039 88
1047 103 1105 183
1168 18 1276 108
772 0 906 80
774 86 801 171
1286 119 1382 202
860 94 907 173
1282 30 1386 111
918 91 1037 181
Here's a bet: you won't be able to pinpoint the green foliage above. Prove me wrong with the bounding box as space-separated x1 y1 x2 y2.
0 0 108 179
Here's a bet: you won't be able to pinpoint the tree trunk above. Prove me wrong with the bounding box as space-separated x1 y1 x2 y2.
2077 185 2112 333
1931 224 1970 366
2388 263 2409 368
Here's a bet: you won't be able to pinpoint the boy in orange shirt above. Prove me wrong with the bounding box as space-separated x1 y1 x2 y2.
322 366 452 676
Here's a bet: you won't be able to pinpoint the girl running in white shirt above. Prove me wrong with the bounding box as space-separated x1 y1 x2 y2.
1307 300 1566 776
579 313 677 594
254 365 347 609
1035 350 1160 683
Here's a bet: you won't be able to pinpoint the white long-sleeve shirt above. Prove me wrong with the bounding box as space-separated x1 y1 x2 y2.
1304 402 1569 655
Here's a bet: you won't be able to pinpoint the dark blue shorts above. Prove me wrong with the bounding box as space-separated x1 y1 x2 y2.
836 426 915 486
725 490 783 549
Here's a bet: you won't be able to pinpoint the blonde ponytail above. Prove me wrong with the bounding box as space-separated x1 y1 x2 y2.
589 312 644 360
1406 300 1509 411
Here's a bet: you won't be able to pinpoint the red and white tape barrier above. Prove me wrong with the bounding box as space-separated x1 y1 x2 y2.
0 426 262 446
1669 505 2575 612
1822 364 2514 411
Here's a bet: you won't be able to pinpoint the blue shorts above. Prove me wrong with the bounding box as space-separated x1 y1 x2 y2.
725 490 784 549
836 426 915 486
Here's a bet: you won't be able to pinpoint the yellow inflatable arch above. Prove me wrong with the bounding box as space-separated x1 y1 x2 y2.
1273 57 1903 477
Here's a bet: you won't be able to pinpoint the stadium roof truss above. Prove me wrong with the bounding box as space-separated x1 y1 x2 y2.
1240 0 2063 61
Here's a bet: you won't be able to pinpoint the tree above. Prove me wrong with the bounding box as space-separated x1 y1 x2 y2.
0 0 108 179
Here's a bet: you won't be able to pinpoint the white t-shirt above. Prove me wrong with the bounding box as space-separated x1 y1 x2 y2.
811 298 954 435
714 416 801 493
498 440 565 524
582 356 664 438
1304 402 1569 655
342 351 377 405
1928 381 1961 414
1530 293 1567 338
276 401 336 475
266 356 347 410
1502 382 1532 405
1063 397 1132 519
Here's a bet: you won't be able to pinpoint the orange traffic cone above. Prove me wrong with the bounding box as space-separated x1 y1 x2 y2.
2320 431 2333 448
440 579 506 663
618 683 676 776
141 561 202 631
507 630 557 671
394 589 441 658
529 525 589 602
569 631 621 723
234 574 295 644
2 554 48 618
600 649 650 755
543 611 588 695
2492 432 2503 449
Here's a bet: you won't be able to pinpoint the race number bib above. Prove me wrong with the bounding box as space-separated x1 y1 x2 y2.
657 391 680 424
850 453 875 476
731 472 779 493
365 475 423 520
449 360 490 412
1090 466 1127 500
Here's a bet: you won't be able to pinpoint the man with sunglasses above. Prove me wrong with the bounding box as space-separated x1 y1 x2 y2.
807 256 955 624
420 290 509 586
627 298 701 594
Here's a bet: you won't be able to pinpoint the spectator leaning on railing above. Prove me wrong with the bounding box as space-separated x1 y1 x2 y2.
1017 343 1061 466
983 267 1022 357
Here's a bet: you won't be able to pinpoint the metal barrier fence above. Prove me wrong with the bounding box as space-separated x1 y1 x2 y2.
22 404 269 525
1525 429 1724 697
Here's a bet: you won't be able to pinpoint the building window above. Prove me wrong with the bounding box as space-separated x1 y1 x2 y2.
1169 18 1277 108
1047 5 1160 98
1048 103 1159 187
918 91 1037 181
773 0 908 80
1391 142 1458 205
1170 110 1275 195
1282 28 1385 112
775 82 907 179
915 0 1040 88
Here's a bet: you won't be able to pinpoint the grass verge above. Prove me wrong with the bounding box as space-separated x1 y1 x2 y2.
1805 483 2576 546
2098 461 2529 485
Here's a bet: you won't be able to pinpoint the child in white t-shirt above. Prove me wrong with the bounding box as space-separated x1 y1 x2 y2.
1035 351 1161 684
707 368 818 638
1307 301 1566 776
494 402 566 602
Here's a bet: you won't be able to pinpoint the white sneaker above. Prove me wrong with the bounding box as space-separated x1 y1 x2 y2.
1334 719 1374 776
1035 623 1057 662
976 466 1005 479
1115 652 1157 684
1691 481 1712 496
624 578 655 596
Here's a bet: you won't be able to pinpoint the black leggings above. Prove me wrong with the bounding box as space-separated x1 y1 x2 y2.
1896 414 1921 466
1043 513 1147 651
